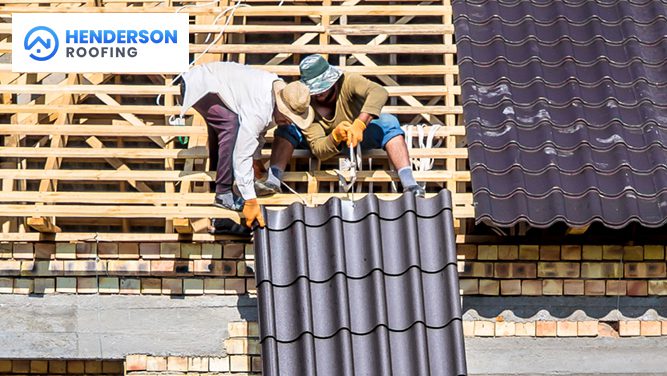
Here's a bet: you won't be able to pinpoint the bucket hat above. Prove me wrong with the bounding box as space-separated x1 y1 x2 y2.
299 54 343 95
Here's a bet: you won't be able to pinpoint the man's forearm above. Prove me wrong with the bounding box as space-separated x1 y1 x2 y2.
357 112 373 125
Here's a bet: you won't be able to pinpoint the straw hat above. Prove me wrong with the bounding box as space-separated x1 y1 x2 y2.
273 80 315 130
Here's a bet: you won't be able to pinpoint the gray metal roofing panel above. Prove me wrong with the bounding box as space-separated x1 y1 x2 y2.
255 191 467 376
454 0 667 228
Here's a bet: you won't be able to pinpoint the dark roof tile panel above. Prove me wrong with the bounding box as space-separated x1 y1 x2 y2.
261 323 465 376
472 167 667 199
457 38 667 66
258 266 461 341
463 80 667 108
256 192 456 286
458 16 666 43
460 59 667 87
459 0 667 24
474 190 667 228
455 0 667 228
256 191 467 376
467 122 667 151
467 143 667 174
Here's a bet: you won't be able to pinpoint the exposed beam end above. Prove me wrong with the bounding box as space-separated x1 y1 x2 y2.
27 217 61 233
172 218 194 234
566 225 590 236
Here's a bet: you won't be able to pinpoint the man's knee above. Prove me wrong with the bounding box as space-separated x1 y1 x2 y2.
371 114 404 147
376 113 401 130
274 125 303 148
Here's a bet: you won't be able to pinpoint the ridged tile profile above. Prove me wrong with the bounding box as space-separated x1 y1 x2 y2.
255 190 467 376
454 0 667 228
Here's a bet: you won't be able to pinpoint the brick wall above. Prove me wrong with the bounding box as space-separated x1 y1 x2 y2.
0 360 122 375
0 241 254 295
0 321 260 376
2 241 666 355
457 244 667 296
458 244 667 338
125 322 260 376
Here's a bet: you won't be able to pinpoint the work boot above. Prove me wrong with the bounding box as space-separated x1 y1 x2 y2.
214 193 244 211
255 178 282 197
404 184 426 198
209 218 252 236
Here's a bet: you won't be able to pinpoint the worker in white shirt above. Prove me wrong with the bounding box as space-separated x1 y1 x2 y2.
180 62 314 228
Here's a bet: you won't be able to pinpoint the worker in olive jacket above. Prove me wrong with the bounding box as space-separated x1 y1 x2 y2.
255 54 424 198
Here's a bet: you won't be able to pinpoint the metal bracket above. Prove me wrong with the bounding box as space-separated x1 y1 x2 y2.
334 146 360 202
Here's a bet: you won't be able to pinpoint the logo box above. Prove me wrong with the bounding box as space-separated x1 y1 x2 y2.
12 13 189 73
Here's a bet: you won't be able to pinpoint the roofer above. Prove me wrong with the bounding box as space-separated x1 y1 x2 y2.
255 54 425 198
180 62 314 228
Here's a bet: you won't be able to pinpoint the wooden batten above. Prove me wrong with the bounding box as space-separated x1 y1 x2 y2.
1 0 472 236
27 217 61 233
172 218 195 234
566 225 591 236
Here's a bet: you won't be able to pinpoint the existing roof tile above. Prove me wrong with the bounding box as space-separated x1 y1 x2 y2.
454 0 667 228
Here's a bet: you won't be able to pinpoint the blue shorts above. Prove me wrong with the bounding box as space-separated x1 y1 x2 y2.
274 113 404 152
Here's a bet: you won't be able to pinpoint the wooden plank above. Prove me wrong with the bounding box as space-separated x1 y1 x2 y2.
0 147 468 159
4 5 453 15
1 202 474 219
329 65 458 76
27 217 61 233
172 218 194 234
0 65 458 76
0 104 191 115
0 125 208 136
3 24 446 36
0 123 464 137
0 232 487 244
192 44 456 54
443 0 458 196
1 82 455 97
387 85 460 96
0 204 244 219
328 24 454 35
384 105 462 115
38 73 78 194
0 232 247 242
0 23 329 34
0 84 179 95
0 191 474 207
0 169 471 185
0 104 461 115
566 225 590 235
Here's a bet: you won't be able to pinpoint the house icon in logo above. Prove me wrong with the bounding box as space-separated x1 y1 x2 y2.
24 26 59 61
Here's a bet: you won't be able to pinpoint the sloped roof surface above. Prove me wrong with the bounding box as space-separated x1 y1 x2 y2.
255 191 467 376
454 0 667 228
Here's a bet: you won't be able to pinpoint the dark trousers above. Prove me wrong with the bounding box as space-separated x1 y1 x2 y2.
192 93 240 194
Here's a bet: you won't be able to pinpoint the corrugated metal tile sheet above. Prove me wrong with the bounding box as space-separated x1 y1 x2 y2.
454 0 667 228
255 190 467 376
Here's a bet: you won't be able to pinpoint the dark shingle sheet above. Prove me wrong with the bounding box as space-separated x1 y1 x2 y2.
454 0 667 228
255 191 467 376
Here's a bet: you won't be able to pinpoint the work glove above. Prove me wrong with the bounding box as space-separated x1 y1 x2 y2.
331 121 352 145
346 118 366 148
242 199 265 229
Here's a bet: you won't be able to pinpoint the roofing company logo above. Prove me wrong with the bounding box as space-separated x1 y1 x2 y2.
13 13 188 73
24 26 59 61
